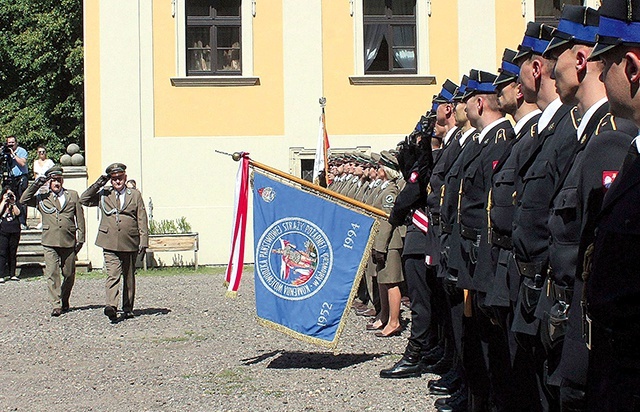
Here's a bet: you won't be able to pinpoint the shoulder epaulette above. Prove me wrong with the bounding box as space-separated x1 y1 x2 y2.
595 113 617 135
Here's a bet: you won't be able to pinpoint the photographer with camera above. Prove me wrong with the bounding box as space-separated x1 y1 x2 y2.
4 136 29 229
0 187 21 283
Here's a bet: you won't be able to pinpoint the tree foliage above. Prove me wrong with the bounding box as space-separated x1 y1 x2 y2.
0 0 83 164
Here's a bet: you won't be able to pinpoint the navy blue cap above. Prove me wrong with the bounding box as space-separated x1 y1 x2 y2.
494 49 520 86
515 22 555 61
433 79 459 103
590 0 640 60
544 6 599 57
463 69 498 100
452 75 470 102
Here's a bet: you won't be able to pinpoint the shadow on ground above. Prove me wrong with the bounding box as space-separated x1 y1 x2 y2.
241 350 386 370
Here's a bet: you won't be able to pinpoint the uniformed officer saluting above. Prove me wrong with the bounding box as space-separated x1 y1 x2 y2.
21 165 85 317
80 163 148 323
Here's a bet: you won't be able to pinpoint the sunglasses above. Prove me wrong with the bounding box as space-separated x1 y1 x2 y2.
110 175 125 181
50 177 63 182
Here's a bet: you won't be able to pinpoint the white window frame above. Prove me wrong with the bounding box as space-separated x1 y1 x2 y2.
349 0 435 85
171 0 259 87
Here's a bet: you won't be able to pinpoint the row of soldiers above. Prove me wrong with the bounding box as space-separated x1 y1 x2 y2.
328 1 640 411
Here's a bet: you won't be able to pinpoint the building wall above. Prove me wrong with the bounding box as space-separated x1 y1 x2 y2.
83 0 527 267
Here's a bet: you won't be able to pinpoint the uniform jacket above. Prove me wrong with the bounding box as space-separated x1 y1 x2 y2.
457 119 515 292
80 183 149 252
372 179 402 252
389 152 431 255
439 134 477 274
484 112 540 306
550 112 636 385
511 104 580 264
510 103 579 336
21 185 85 248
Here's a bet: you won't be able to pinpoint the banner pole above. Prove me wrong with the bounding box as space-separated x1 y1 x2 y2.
247 158 388 219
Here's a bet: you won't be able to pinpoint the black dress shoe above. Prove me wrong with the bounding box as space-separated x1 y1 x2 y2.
423 357 454 375
51 308 62 317
380 357 423 379
104 305 118 322
121 311 135 319
430 376 462 396
435 386 466 407
437 388 469 412
428 366 458 388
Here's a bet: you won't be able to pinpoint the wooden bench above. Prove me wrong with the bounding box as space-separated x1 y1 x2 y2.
144 233 199 270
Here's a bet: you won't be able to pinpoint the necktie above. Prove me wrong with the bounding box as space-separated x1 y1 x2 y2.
54 194 61 209
116 192 121 210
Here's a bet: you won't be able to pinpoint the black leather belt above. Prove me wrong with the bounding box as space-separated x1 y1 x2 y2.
547 278 573 304
441 222 453 234
515 259 548 279
460 224 481 241
491 230 512 249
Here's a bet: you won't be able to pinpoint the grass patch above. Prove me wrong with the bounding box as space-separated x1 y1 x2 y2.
73 265 240 280
207 368 254 395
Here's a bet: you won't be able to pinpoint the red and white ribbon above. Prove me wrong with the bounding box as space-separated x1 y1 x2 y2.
225 152 250 297
412 209 429 233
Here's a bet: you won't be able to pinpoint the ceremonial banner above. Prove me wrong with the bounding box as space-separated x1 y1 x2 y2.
252 170 378 348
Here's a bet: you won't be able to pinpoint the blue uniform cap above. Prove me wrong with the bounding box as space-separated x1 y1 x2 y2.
590 0 640 60
544 6 599 57
463 69 498 100
515 22 555 61
495 48 520 86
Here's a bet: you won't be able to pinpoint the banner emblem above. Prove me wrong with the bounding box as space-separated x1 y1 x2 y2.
258 186 276 202
256 217 333 300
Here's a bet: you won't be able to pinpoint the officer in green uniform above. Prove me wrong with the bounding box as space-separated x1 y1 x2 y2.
21 165 85 317
80 163 148 322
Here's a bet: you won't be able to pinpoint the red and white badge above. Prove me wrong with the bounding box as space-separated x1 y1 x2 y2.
409 171 419 183
492 160 499 170
602 171 618 190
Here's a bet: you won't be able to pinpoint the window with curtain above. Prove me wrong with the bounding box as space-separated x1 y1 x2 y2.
363 0 417 74
186 0 242 76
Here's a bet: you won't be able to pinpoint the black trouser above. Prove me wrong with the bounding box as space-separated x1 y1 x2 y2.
403 254 437 350
587 327 640 412
0 231 20 278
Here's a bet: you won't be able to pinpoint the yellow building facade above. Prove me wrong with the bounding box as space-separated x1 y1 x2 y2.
83 0 597 266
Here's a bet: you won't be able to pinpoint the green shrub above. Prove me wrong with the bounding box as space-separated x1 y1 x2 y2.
149 216 192 234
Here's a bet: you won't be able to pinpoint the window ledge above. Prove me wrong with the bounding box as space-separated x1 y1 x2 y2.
170 76 260 87
349 75 436 86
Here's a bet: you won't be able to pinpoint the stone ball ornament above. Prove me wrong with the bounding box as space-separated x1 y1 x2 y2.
67 143 80 155
71 153 84 166
60 154 72 166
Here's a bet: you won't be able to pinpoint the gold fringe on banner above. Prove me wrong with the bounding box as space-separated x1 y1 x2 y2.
251 168 382 351
249 161 388 219
225 290 238 299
